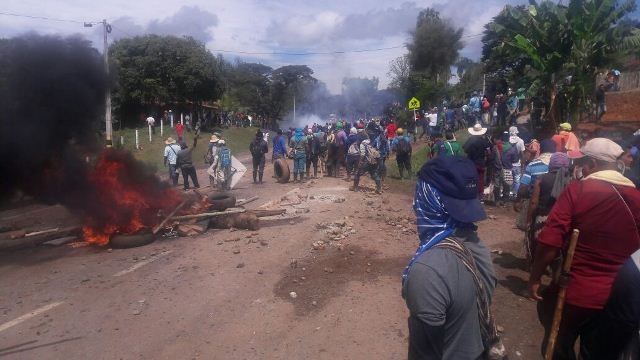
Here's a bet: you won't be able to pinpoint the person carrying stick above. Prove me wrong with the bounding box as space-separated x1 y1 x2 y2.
528 138 640 359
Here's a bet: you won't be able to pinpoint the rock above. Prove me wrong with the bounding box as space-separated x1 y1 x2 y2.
515 351 522 357
107 248 113 253
257 270 264 275
349 250 355 255
311 301 317 306
217 241 223 245
333 197 345 203
229 227 237 232
300 276 306 281
497 325 504 333
236 263 245 269
382 198 390 204
488 215 497 220
81 277 90 283
290 259 298 268
224 238 240 242
251 232 259 236
260 240 269 246
233 250 241 254
323 267 334 273
289 291 298 299
366 200 374 206
289 220 295 225
295 208 311 214
132 310 141 315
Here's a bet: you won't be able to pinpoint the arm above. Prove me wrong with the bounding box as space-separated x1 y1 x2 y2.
528 184 575 300
526 178 541 229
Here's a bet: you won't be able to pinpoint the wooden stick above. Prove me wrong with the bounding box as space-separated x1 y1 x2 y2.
153 200 188 234
544 229 580 360
236 196 259 206
170 209 246 221
25 228 60 238
252 209 286 218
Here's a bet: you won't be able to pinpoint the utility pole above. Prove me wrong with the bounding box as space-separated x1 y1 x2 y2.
85 19 112 147
293 93 296 124
482 74 486 96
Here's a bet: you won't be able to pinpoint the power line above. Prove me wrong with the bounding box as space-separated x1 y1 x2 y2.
0 11 98 24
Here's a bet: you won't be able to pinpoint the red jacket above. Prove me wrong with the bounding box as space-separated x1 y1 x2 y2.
386 124 397 139
538 177 640 309
175 123 184 137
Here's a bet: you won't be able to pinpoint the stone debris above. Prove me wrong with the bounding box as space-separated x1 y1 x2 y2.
314 217 357 243
236 263 245 268
233 250 240 254
289 291 297 299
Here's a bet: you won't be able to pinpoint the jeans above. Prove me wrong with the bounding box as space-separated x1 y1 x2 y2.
181 165 199 190
168 163 178 186
396 154 412 179
252 155 265 183
512 165 522 194
293 151 306 176
346 154 359 177
475 166 486 198
306 154 319 178
354 162 381 191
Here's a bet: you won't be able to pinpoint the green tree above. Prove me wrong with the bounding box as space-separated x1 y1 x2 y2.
110 35 223 120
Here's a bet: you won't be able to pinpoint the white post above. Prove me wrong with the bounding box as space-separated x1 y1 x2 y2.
148 124 152 142
482 74 486 96
160 118 164 136
170 112 174 128
120 135 124 146
180 113 184 125
103 19 112 148
293 94 296 124
135 129 139 150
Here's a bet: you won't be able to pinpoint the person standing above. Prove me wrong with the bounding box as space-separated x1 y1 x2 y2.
558 122 581 152
305 129 320 179
175 121 185 141
346 127 360 180
386 119 397 149
463 123 491 198
249 130 268 184
289 128 307 183
508 126 526 195
403 155 503 360
214 140 232 190
272 129 287 162
392 128 413 179
176 138 199 191
529 138 640 360
352 133 382 194
334 123 347 177
163 137 182 186
436 131 462 157
469 92 482 124
205 134 220 187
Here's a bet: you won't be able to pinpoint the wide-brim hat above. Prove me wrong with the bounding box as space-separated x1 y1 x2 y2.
218 139 226 145
210 134 220 143
419 156 486 223
568 137 623 162
165 137 176 145
468 123 487 135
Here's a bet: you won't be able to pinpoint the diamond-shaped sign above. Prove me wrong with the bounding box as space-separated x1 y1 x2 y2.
408 97 421 110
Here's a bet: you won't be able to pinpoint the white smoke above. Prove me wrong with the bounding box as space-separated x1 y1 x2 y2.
280 113 326 130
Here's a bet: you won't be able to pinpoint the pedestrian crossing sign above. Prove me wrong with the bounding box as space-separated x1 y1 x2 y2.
408 97 421 110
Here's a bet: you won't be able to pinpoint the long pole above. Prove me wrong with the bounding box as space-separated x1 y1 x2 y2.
103 19 112 147
148 124 152 142
293 94 296 124
135 129 139 150
482 73 486 96
160 118 164 136
545 229 580 360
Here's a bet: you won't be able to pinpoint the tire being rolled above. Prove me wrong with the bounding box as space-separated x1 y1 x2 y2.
208 193 237 211
110 232 156 249
274 159 290 183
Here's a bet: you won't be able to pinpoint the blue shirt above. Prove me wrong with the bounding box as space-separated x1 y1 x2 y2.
273 135 287 156
520 153 552 186
164 144 181 165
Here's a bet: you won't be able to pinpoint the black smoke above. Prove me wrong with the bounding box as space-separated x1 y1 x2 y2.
0 34 106 204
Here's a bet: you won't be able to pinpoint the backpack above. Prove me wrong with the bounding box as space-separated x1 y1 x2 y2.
364 143 380 165
219 147 232 168
348 141 360 156
316 135 327 153
249 140 260 157
396 137 411 156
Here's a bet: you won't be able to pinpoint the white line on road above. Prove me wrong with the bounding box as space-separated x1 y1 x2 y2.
113 250 173 277
0 302 64 333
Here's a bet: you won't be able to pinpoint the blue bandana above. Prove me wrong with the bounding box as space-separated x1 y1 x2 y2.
294 128 304 142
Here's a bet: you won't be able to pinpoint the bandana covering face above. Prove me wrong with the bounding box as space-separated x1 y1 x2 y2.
402 180 474 282
294 128 304 142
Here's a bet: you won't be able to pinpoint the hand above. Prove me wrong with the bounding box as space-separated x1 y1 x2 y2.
528 281 543 301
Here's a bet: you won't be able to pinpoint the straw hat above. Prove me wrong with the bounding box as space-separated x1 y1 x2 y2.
467 123 487 136
210 134 220 143
165 137 177 145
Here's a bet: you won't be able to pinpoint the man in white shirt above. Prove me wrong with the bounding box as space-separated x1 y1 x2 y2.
146 116 156 134
509 126 525 194
163 137 181 186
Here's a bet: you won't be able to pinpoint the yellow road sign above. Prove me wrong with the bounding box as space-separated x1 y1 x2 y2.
408 97 421 110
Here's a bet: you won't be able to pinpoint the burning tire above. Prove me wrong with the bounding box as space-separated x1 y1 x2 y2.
110 232 156 249
208 193 236 211
274 159 290 183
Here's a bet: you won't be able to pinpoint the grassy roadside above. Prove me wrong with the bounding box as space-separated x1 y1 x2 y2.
113 126 258 171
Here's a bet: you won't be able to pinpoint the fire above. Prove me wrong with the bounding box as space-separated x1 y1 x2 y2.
82 150 181 246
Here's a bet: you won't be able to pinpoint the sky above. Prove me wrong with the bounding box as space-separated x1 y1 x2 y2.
2 0 638 94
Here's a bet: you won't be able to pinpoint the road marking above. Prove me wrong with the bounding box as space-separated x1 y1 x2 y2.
113 250 173 277
0 302 64 333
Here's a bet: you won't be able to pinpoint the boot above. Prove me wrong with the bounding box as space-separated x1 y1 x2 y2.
253 171 257 184
375 181 382 194
399 168 404 180
259 172 264 184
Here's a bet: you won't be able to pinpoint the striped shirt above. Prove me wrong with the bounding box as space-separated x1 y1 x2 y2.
521 153 552 186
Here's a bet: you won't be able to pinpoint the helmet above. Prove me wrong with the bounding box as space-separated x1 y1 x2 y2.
396 128 404 135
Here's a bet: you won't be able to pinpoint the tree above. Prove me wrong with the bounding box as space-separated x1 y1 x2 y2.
454 57 475 79
408 8 464 84
109 35 223 119
387 55 412 97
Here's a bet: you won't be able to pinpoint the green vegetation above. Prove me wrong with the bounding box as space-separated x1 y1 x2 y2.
113 126 257 171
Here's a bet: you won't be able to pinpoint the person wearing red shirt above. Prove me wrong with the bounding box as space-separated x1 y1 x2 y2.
175 122 185 141
386 120 397 140
529 138 640 359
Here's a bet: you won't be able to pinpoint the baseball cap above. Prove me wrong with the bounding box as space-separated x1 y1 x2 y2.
568 137 623 162
417 156 486 223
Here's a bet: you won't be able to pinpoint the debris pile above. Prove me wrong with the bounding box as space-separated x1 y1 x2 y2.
312 217 356 250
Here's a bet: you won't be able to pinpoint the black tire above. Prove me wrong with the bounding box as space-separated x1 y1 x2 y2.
274 159 290 183
110 232 156 249
208 193 236 211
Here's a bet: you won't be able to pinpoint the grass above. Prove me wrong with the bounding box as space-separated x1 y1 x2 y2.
113 126 258 172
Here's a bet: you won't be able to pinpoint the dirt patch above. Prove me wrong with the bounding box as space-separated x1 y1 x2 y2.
274 244 409 316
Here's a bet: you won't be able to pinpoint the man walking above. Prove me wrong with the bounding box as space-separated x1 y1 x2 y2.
403 155 502 360
289 128 307 182
529 138 640 359
176 138 199 191
463 123 491 198
163 137 181 186
249 130 268 184
352 133 382 194
392 128 412 179
175 121 185 141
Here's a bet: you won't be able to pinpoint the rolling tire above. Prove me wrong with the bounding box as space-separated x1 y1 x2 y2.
110 232 156 249
274 159 290 183
208 193 236 211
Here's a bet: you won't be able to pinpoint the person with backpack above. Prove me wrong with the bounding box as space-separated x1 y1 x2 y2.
305 129 320 179
346 127 360 180
437 131 462 157
163 137 182 186
392 128 413 179
289 128 308 182
215 139 232 190
352 133 382 194
249 130 268 184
